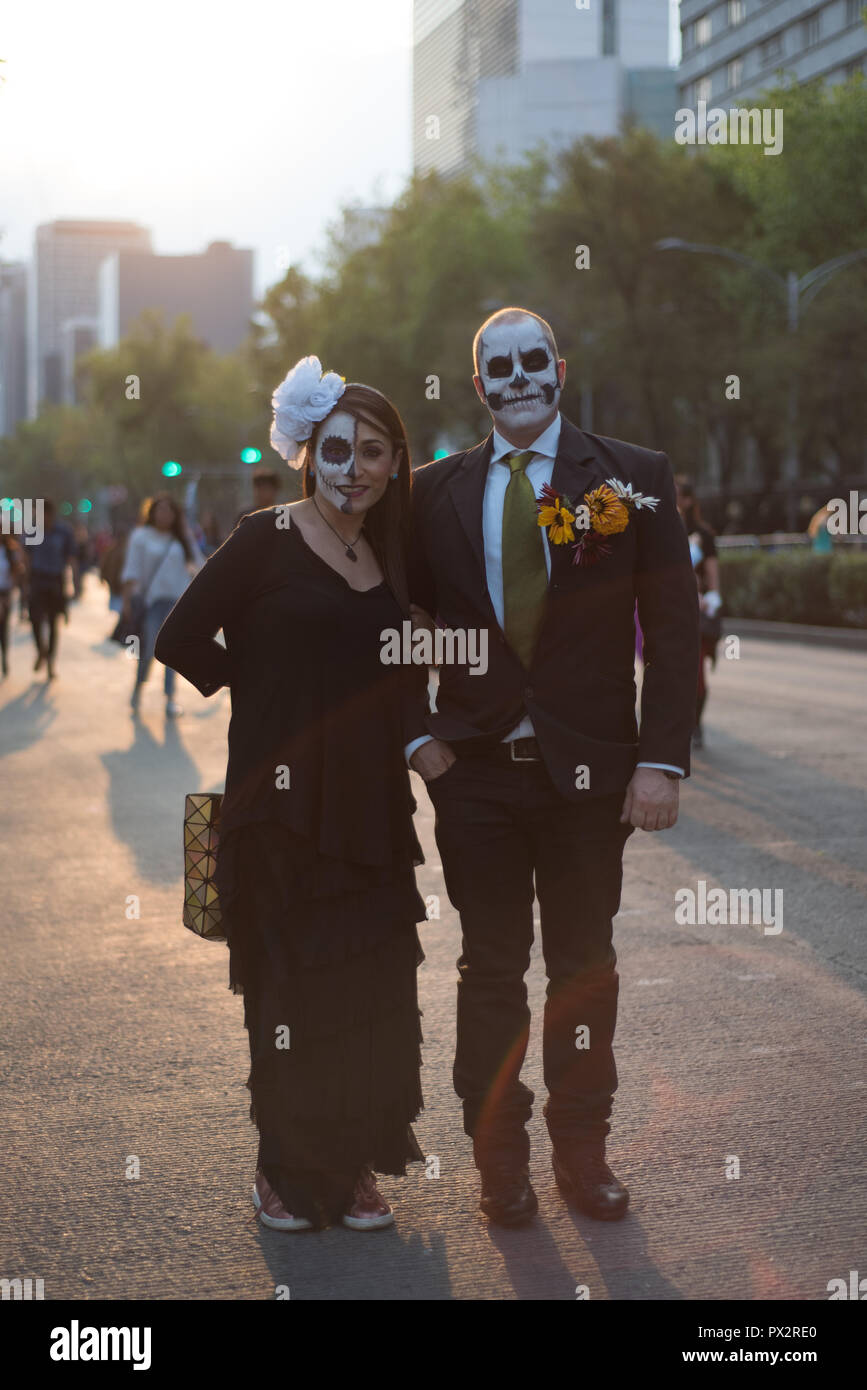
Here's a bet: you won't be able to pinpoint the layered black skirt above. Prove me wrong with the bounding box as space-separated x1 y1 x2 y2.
215 819 427 1227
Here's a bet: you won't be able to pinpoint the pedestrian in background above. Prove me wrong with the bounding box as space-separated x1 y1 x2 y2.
807 504 834 554
234 467 282 526
120 493 203 717
0 533 26 678
99 525 130 616
26 499 78 681
197 510 223 558
72 522 95 599
675 476 722 748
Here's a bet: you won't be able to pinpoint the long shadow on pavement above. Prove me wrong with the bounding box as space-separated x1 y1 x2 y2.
251 1223 452 1300
101 715 203 885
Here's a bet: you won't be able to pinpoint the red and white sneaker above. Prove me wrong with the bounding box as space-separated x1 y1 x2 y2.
252 1169 313 1231
341 1167 395 1230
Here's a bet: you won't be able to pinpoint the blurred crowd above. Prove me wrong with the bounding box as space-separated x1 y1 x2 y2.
0 467 283 688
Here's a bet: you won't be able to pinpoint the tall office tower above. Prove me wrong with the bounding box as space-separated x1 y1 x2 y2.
98 240 254 358
28 220 152 417
679 0 867 109
413 0 675 177
0 262 29 438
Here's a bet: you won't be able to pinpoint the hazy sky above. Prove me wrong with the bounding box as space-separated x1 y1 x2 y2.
1 1 680 304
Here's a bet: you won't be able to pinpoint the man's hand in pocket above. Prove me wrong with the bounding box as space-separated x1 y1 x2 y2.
410 739 457 782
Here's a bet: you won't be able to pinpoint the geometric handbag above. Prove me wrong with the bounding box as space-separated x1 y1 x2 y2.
182 792 225 940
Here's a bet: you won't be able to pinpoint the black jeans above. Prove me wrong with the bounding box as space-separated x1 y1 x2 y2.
427 750 633 1169
29 576 65 662
0 589 10 672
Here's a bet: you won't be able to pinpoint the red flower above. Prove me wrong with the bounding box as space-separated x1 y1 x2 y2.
572 530 611 567
536 481 561 512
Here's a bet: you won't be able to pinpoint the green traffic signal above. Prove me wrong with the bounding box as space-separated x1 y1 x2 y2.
162 461 182 477
240 447 262 464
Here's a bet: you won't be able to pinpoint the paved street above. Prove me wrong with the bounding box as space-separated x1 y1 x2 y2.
1 576 865 1301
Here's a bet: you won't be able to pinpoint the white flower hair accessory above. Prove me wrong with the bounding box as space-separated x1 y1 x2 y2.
269 355 346 467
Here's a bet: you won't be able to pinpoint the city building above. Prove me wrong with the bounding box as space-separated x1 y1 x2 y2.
27 220 152 418
0 262 28 437
679 0 867 109
97 239 254 358
413 0 676 177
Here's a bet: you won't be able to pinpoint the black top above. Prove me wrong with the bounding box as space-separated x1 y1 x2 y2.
28 522 76 578
154 508 426 870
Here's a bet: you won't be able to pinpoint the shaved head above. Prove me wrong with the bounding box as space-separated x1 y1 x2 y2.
473 307 558 375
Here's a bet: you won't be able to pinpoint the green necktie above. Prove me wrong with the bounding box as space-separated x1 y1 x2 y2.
501 450 548 668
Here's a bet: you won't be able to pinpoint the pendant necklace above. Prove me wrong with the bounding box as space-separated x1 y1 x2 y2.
312 495 364 562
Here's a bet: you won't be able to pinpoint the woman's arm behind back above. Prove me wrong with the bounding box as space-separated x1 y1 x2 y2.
154 514 255 697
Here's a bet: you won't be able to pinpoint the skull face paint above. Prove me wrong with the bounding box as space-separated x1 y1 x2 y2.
477 315 560 432
313 410 358 513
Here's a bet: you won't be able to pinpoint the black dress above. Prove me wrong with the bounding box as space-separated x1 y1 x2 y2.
154 507 430 1227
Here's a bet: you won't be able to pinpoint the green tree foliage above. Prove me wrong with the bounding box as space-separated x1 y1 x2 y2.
707 78 867 487
4 78 864 524
0 311 262 518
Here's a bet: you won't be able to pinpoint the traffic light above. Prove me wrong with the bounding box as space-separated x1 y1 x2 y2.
240 447 262 464
162 461 182 477
77 499 92 513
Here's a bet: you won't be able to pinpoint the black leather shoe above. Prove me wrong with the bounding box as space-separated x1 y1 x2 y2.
479 1166 539 1226
552 1146 629 1221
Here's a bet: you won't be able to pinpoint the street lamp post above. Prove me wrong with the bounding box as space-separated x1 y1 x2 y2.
655 238 867 530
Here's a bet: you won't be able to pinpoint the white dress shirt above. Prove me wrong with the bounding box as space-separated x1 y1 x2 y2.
121 525 204 604
406 413 683 776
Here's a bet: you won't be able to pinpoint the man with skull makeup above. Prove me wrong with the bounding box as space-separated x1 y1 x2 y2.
408 307 700 1226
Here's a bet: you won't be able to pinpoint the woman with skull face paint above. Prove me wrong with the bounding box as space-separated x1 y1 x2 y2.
155 363 431 1232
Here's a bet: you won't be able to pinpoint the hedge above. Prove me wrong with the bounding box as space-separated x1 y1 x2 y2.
718 551 867 628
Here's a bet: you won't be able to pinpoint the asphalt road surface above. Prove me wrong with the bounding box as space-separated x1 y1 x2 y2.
1 576 865 1301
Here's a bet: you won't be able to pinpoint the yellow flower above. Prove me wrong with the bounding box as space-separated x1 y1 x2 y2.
585 484 630 536
538 499 576 545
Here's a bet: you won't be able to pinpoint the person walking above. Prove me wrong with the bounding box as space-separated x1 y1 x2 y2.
196 511 223 558
99 525 130 617
26 499 77 681
155 359 429 1231
234 467 283 526
675 476 722 748
120 493 204 717
807 504 834 554
0 533 26 678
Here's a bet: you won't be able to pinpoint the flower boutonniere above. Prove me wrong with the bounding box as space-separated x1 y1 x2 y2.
536 477 659 566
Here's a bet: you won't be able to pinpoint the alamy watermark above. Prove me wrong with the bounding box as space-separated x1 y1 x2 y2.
1 1275 44 1299
675 880 783 935
0 497 45 544
381 621 488 675
826 492 867 535
675 101 784 157
49 1322 152 1369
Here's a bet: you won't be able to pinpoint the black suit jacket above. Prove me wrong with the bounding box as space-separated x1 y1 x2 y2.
408 414 700 801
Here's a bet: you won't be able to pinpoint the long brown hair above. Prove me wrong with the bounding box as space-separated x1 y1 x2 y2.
142 491 194 562
302 383 413 613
